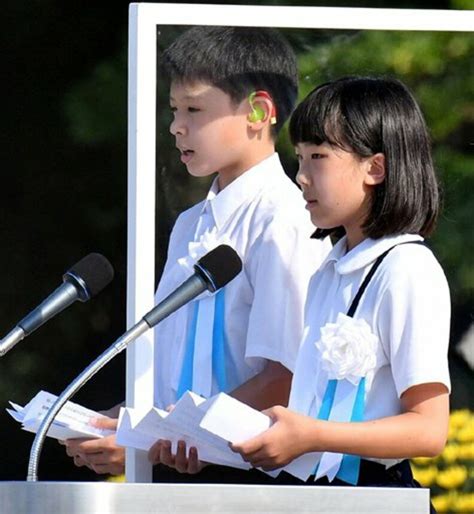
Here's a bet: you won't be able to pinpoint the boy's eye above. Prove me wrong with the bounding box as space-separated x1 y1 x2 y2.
187 106 200 113
311 153 325 160
170 106 177 113
295 154 302 161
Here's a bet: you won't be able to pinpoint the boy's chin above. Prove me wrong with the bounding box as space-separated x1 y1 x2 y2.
186 166 214 179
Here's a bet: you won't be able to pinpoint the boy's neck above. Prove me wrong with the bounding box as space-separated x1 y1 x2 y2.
217 146 275 191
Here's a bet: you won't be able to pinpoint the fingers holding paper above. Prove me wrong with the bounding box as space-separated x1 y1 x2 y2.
62 416 125 475
230 406 315 471
148 439 206 474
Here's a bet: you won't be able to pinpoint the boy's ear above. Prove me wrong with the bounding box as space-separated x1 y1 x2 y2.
247 91 277 129
365 153 385 185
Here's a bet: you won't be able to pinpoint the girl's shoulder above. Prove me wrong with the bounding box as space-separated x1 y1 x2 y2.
375 240 449 297
382 240 444 274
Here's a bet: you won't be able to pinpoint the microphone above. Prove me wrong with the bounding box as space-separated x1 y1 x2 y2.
27 244 242 481
0 253 114 357
143 243 242 328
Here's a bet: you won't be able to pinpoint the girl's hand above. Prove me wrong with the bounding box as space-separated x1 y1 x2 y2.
230 406 315 471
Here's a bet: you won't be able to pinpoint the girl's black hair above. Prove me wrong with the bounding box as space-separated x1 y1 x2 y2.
162 26 298 136
289 76 440 239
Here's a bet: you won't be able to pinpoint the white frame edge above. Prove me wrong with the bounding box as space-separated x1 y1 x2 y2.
126 2 474 482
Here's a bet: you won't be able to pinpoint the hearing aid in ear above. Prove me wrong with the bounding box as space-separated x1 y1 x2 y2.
248 92 265 122
248 91 277 125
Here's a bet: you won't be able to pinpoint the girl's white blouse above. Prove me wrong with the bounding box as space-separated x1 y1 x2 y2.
289 234 451 466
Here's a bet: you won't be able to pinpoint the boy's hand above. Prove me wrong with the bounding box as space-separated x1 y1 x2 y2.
60 417 125 475
148 439 207 474
230 406 313 471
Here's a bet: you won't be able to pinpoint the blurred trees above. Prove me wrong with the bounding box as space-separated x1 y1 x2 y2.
0 0 471 481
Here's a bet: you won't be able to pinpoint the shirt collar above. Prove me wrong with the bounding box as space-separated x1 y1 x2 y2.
319 233 424 275
201 153 284 230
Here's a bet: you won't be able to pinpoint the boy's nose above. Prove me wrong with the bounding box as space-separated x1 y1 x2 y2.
170 117 186 136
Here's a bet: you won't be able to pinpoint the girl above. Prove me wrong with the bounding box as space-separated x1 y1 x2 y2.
231 77 451 499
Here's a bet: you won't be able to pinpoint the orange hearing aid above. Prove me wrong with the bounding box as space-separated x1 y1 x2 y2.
248 91 277 125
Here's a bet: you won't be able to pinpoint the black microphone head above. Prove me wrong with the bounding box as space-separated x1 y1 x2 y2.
194 245 242 292
63 253 114 300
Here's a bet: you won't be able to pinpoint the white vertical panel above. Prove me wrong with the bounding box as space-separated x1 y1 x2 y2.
126 2 473 484
126 3 156 483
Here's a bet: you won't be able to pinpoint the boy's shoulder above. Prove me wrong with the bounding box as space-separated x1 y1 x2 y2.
251 171 309 226
173 199 206 226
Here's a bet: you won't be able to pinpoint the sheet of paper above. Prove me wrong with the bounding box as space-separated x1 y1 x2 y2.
116 391 319 480
282 452 322 482
199 393 281 477
6 390 114 440
199 393 271 441
117 392 250 469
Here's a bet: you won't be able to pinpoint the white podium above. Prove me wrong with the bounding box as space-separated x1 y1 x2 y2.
0 481 429 513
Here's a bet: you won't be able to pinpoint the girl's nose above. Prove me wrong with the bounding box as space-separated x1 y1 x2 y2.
296 166 310 187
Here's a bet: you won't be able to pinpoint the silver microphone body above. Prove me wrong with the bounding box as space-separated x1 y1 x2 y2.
0 281 81 356
0 253 113 357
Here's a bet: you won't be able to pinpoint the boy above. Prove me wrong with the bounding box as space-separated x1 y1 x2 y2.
63 26 330 483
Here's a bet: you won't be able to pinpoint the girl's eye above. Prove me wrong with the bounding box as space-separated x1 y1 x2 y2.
295 154 302 161
188 107 200 113
311 153 325 160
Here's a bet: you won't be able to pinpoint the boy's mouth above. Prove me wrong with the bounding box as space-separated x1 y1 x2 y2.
179 148 195 164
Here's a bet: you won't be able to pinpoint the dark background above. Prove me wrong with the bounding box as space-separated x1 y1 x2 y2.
0 0 471 482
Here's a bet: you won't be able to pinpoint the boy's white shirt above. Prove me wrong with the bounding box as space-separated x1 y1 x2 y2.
153 153 331 409
289 233 451 468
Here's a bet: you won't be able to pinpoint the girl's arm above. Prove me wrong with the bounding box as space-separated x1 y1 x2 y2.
231 381 449 470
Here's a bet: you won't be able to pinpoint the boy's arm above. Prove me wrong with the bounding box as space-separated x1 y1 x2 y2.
229 360 292 410
243 218 328 390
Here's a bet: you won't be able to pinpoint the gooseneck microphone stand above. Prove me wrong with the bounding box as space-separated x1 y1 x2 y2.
27 244 242 481
27 319 149 481
27 272 209 481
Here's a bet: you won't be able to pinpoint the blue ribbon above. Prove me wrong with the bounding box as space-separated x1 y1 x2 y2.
312 379 337 476
336 378 366 485
212 289 227 392
176 300 200 400
313 377 366 484
176 289 227 400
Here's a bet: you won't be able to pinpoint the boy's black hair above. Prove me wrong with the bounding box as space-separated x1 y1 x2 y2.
289 76 440 239
161 26 298 136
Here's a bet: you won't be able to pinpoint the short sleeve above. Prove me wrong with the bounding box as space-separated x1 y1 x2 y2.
244 217 330 372
376 245 451 397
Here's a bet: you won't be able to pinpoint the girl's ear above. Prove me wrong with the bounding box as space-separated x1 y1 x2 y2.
365 153 385 185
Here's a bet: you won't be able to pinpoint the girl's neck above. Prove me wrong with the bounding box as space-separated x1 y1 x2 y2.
345 226 367 252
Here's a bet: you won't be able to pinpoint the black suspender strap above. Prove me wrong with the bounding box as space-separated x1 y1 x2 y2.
346 241 426 318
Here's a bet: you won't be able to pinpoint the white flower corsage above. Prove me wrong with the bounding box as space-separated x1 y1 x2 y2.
178 227 233 274
315 312 378 385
